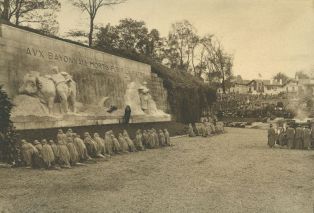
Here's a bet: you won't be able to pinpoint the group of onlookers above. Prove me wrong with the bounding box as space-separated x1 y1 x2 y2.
188 118 224 137
19 128 172 169
267 124 313 150
215 93 293 119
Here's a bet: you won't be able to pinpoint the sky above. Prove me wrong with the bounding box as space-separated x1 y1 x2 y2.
58 0 314 79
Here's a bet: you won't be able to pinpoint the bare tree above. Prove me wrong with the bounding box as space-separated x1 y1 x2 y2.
0 0 60 25
167 20 198 71
0 0 60 35
71 0 127 47
202 37 233 93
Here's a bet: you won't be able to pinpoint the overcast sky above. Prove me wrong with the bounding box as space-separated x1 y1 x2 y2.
58 0 314 79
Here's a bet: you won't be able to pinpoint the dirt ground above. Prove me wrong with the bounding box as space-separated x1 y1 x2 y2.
0 128 313 213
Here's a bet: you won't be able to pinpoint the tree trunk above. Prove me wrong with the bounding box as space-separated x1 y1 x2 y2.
15 2 21 26
222 73 226 94
2 0 10 20
88 16 94 47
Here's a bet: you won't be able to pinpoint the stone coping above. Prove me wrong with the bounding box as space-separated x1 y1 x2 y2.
12 114 171 130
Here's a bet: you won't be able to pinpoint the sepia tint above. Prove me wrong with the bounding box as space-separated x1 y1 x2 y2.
0 0 313 212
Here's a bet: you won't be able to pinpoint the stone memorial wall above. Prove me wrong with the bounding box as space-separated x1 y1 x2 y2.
0 23 170 129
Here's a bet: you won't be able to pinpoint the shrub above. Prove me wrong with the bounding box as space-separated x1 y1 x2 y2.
0 85 19 164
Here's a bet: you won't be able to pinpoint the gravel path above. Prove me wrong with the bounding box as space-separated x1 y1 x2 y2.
0 128 313 213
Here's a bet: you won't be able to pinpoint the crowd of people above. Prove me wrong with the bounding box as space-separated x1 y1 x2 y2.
19 128 172 169
188 117 225 137
267 123 314 150
214 93 293 119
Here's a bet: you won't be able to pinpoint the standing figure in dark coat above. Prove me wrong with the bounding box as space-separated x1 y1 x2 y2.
123 105 131 124
294 126 304 149
278 127 286 148
303 126 311 150
268 124 276 148
286 126 295 149
311 124 314 149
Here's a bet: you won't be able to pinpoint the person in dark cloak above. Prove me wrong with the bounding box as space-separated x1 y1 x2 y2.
267 124 276 148
123 105 131 124
286 125 295 149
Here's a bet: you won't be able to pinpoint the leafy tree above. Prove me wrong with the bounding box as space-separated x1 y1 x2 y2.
165 20 198 71
0 0 60 34
273 72 289 84
70 0 127 47
95 18 162 58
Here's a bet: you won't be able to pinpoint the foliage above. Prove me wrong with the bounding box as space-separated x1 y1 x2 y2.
273 72 289 84
0 85 19 164
95 18 233 93
70 0 127 46
163 20 198 71
201 37 233 92
0 0 60 35
95 18 162 59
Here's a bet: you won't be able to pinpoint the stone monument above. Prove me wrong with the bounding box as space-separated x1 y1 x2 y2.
0 23 170 129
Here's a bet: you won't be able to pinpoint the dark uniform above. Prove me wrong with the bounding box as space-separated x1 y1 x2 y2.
286 127 295 149
294 127 304 149
268 125 276 148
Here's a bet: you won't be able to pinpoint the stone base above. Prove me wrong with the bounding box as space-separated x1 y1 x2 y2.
12 114 171 130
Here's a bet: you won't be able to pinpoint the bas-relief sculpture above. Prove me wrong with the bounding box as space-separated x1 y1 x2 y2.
12 66 169 119
14 66 77 116
124 82 168 117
